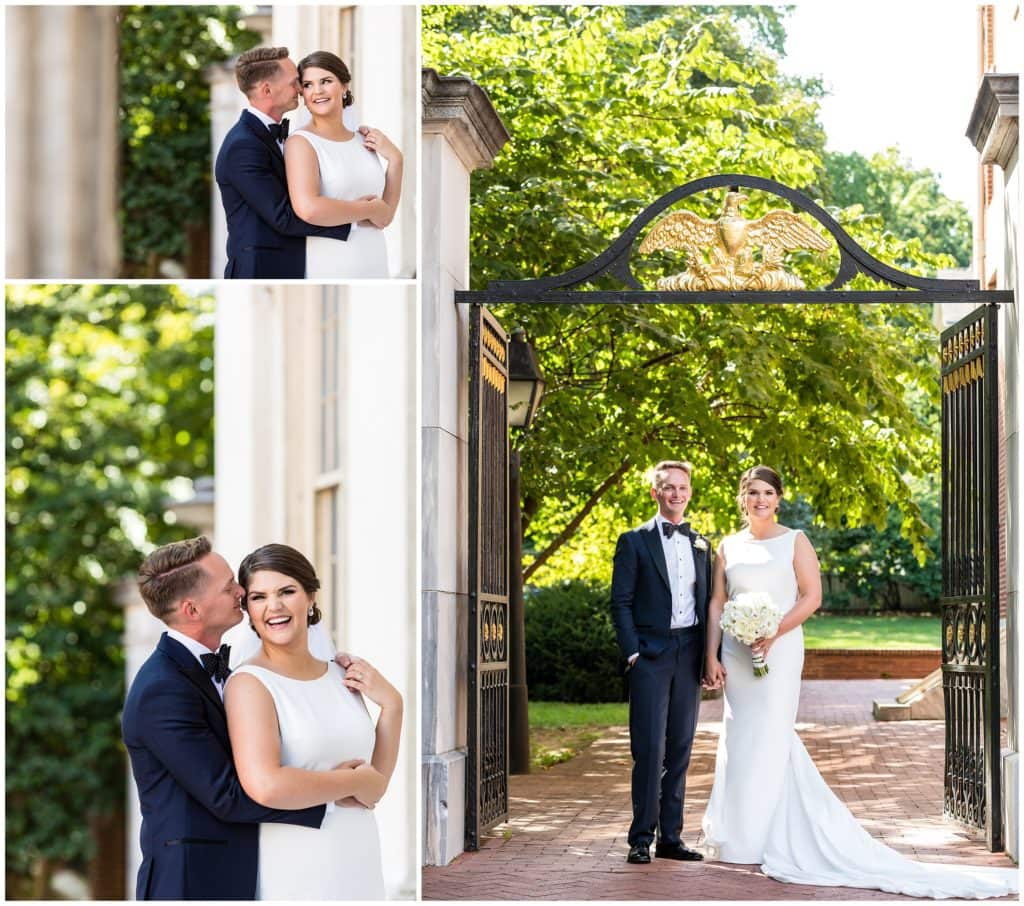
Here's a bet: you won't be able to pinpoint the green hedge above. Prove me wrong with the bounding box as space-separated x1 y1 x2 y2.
524 580 626 703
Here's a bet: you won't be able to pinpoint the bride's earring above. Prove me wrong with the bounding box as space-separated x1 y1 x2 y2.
307 606 314 617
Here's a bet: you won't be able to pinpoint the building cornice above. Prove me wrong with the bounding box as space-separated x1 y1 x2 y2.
966 73 1018 169
421 68 510 171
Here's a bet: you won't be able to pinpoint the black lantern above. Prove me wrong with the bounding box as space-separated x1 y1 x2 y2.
507 327 545 429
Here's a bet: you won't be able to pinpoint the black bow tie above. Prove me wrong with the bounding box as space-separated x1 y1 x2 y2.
200 645 232 683
662 521 690 539
267 120 289 142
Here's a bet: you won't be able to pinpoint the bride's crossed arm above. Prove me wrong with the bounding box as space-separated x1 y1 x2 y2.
358 126 404 228
340 656 403 790
284 135 390 228
225 673 386 810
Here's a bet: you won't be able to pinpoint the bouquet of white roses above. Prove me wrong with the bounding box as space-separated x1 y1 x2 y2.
720 592 783 677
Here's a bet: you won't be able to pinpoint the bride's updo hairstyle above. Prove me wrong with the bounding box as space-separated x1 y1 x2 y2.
297 51 355 108
737 465 784 523
238 544 323 633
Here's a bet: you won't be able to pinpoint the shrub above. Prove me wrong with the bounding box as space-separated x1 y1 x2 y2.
524 579 626 703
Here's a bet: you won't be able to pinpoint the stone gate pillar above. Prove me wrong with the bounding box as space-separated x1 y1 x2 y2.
967 67 1020 861
5 6 120 277
421 69 509 866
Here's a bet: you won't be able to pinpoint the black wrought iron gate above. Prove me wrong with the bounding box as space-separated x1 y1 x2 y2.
467 304 510 849
460 174 1013 853
940 304 1002 850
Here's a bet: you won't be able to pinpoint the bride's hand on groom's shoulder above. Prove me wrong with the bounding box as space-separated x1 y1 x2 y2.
358 125 402 163
342 656 403 711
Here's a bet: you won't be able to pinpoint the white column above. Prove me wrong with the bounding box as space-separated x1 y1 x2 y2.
214 285 289 569
421 69 509 866
335 284 418 896
354 6 418 277
6 6 119 277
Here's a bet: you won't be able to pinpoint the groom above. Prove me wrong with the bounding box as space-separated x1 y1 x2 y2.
214 46 352 278
611 460 711 864
122 536 343 899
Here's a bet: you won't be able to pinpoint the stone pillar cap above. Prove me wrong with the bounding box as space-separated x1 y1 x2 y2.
422 68 510 171
966 72 1018 169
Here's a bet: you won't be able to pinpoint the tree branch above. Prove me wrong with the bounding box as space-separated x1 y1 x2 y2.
523 455 634 583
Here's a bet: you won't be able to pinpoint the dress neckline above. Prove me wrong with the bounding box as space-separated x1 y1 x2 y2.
241 661 331 683
297 128 358 145
742 527 793 543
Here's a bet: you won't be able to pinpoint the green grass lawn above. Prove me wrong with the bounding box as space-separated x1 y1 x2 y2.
802 613 941 649
525 614 940 769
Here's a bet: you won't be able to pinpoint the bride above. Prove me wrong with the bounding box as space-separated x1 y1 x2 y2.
284 51 403 278
224 544 402 900
701 465 1017 899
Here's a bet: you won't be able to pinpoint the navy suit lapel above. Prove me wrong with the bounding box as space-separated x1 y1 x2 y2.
158 632 226 716
641 518 671 593
240 110 286 174
692 542 708 620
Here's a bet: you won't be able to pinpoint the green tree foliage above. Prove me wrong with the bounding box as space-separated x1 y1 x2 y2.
819 148 972 268
787 482 942 613
424 6 956 585
119 6 260 276
424 5 828 286
6 285 214 894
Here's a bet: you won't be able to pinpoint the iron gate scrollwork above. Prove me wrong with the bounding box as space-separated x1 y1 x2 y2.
467 304 510 849
940 304 1001 850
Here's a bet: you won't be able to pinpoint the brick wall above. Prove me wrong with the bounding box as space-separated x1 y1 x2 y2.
802 649 942 680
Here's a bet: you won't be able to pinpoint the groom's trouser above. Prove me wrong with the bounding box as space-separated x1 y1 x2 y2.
627 625 702 847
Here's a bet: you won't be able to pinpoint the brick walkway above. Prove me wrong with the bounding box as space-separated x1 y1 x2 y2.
422 681 1016 900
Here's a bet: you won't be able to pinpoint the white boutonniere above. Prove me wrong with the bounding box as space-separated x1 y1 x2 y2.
693 536 708 552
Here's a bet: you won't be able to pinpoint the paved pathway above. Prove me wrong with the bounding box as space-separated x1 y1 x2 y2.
422 680 1016 900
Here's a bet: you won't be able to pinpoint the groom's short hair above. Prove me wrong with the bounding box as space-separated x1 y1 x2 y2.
138 536 213 622
235 46 290 97
650 460 692 488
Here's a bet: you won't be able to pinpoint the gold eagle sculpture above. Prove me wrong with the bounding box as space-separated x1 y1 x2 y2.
638 191 831 291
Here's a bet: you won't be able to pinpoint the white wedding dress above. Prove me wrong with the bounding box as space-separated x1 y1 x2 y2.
228 659 385 900
289 129 389 278
701 528 1018 899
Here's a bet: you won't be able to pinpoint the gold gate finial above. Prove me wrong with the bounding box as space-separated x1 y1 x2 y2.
639 190 831 291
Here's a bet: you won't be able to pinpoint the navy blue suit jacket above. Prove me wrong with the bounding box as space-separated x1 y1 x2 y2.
610 518 712 670
122 633 326 900
214 110 351 278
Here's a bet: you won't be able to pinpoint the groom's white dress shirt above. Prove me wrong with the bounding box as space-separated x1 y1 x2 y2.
166 628 227 700
654 512 699 630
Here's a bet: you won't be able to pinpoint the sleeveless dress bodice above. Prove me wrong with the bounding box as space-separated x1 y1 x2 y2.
229 662 385 900
288 130 389 278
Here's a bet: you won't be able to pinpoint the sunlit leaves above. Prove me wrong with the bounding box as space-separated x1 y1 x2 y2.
426 6 955 588
5 285 214 883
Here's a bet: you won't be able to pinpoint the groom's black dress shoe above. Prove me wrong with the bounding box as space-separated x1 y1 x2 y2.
627 843 651 864
655 841 704 861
